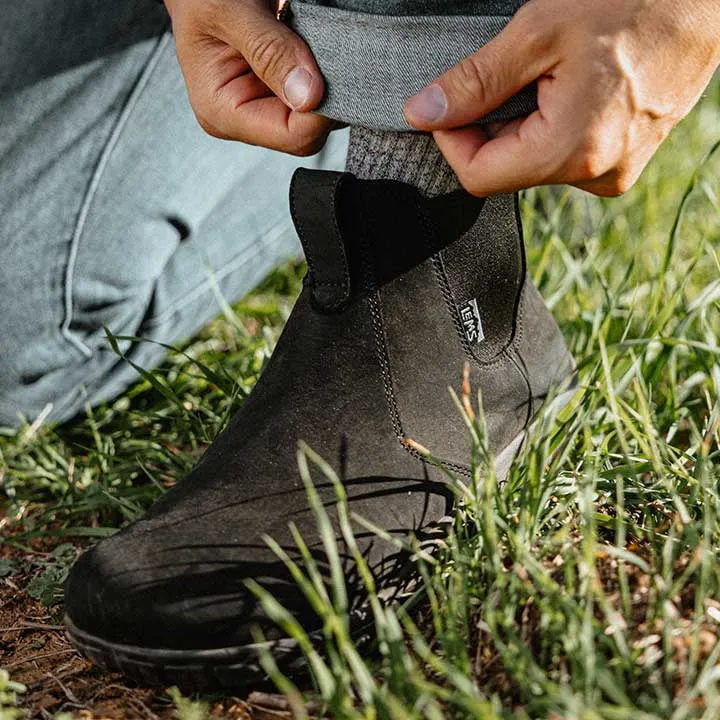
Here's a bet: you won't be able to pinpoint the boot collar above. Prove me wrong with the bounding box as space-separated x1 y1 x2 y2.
290 169 484 313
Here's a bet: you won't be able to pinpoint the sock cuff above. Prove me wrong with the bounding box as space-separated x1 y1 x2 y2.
344 127 460 196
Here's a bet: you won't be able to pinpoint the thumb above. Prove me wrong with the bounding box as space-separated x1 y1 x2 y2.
219 0 325 112
404 7 553 130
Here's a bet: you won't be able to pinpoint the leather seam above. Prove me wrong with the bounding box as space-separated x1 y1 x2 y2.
419 189 507 369
508 193 528 355
433 194 528 367
431 254 509 371
512 276 527 354
330 175 352 306
505 345 533 428
357 203 472 479
373 289 472 478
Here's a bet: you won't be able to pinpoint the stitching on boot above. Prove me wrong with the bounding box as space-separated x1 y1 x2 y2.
329 174 352 305
507 343 534 428
367 290 472 478
430 254 508 371
508 194 529 353
366 290 404 441
511 274 528 356
428 193 528 368
419 186 507 368
355 200 472 479
290 173 351 312
415 186 502 369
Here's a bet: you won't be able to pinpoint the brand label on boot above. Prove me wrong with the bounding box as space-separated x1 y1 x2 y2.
460 299 485 345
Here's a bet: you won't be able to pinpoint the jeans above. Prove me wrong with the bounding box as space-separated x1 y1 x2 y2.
302 1 525 13
0 0 348 428
0 0 527 427
290 0 536 129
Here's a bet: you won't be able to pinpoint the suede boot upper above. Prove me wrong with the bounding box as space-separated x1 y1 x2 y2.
65 167 574 672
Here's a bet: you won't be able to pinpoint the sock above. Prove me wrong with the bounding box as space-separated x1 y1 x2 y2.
344 126 460 197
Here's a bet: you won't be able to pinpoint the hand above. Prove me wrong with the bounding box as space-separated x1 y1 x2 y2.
165 0 334 155
404 0 720 197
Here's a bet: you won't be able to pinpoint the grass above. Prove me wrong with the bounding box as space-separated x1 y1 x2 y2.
1 80 720 718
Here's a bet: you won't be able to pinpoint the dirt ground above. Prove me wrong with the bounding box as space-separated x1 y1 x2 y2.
0 540 301 720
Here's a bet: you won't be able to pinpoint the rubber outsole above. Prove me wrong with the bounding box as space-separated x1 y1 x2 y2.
65 615 307 691
65 388 576 692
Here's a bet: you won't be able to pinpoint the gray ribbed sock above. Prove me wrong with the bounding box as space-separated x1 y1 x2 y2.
344 127 460 197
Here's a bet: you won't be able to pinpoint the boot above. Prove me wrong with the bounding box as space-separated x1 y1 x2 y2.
64 134 575 692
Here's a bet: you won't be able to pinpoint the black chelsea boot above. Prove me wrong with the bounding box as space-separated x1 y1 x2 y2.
64 168 575 691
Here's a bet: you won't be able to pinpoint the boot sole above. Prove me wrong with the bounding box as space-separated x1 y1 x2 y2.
64 388 576 691
64 614 307 691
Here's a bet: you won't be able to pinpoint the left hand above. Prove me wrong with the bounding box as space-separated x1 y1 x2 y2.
165 0 335 155
403 0 720 197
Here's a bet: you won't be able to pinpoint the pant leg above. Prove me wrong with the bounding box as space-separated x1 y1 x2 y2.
300 1 525 15
0 0 348 428
288 0 536 130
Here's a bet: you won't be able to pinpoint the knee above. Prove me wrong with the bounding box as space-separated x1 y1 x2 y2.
0 295 157 429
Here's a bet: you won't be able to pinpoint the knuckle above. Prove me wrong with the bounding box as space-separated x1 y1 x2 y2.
284 141 312 157
571 136 614 182
246 28 289 82
588 171 637 198
452 55 493 105
195 112 229 140
286 132 327 157
512 1 537 27
290 145 317 158
577 153 607 182
610 171 637 196
200 0 230 26
513 4 552 52
510 2 562 62
455 169 483 198
592 185 623 198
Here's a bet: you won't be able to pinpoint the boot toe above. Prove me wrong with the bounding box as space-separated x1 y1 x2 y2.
64 518 319 653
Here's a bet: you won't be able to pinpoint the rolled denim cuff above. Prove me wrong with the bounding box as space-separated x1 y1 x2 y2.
287 1 538 131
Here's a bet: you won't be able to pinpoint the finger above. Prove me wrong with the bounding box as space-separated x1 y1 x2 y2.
434 111 562 196
215 0 325 112
176 29 332 154
572 156 647 198
486 117 525 140
200 88 335 155
404 5 557 130
573 172 626 198
237 97 335 155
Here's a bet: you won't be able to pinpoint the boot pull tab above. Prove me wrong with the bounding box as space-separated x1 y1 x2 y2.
290 169 353 312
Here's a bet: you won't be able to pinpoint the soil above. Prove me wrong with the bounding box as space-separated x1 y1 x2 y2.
0 538 302 720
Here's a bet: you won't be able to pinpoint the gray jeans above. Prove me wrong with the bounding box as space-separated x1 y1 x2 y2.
291 0 535 129
0 0 526 427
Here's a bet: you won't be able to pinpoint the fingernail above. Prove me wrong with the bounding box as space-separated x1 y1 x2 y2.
284 67 313 110
405 84 448 125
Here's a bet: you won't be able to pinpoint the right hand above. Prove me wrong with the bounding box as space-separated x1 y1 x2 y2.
404 0 720 198
165 0 335 155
